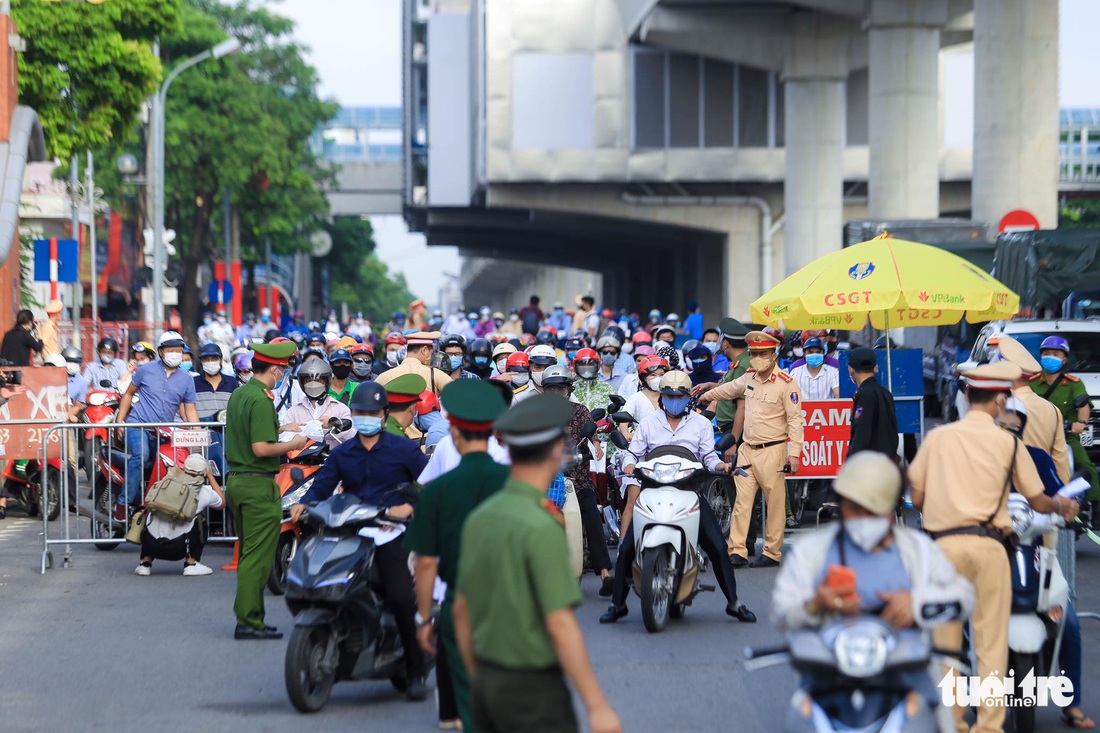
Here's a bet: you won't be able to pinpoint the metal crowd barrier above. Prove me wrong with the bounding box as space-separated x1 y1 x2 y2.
40 420 236 573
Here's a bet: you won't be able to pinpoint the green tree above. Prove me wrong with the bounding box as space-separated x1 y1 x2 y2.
12 0 183 160
325 217 416 326
1060 199 1100 229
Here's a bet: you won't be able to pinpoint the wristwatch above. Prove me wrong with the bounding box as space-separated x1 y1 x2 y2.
415 611 430 627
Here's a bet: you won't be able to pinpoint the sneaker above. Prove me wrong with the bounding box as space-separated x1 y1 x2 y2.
786 515 801 529
134 564 151 576
183 562 213 576
113 504 127 523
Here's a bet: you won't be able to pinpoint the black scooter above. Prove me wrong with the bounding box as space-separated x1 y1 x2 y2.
284 488 430 713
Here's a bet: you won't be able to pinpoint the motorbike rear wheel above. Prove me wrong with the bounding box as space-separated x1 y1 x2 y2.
285 625 338 713
268 533 297 596
703 477 733 536
640 546 673 633
1007 651 1037 733
92 479 122 551
43 467 62 521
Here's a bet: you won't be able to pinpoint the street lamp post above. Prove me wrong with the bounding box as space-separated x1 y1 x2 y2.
150 37 241 339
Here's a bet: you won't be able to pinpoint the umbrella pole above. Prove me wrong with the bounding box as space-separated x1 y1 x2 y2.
884 309 893 391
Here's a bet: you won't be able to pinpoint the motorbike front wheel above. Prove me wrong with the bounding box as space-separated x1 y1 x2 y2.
703 477 733 536
285 625 338 713
640 546 673 633
43 468 62 521
268 533 298 596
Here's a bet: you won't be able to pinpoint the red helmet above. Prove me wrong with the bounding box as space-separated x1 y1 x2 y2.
349 343 374 357
572 347 598 365
384 332 407 346
601 308 613 318
631 331 652 344
800 329 825 343
417 390 440 416
638 356 669 375
506 351 530 370
763 326 783 341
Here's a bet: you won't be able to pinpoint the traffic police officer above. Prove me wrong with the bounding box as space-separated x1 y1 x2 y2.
377 330 453 396
997 335 1071 482
454 393 622 733
1032 335 1100 505
225 340 308 639
909 361 1079 733
405 379 510 732
697 330 804 567
384 373 428 439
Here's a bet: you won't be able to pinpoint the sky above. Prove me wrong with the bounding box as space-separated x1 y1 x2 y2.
270 0 1100 302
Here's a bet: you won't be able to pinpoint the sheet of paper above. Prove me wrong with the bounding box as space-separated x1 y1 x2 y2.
1057 476 1091 499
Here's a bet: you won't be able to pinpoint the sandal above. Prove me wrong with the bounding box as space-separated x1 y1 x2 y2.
1062 710 1096 729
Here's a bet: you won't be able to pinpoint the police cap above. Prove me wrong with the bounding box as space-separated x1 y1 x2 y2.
251 340 298 366
440 379 506 431
848 347 877 371
745 330 781 350
494 392 573 447
385 373 428 405
962 361 1021 391
718 317 749 344
995 335 1040 376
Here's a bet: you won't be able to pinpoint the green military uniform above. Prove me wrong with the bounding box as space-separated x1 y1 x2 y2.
384 373 427 438
1031 371 1100 500
715 318 751 431
225 340 297 632
456 393 583 733
404 379 509 731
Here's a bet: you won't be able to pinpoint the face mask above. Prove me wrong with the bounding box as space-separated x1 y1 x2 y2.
646 375 663 391
352 415 384 437
691 358 708 368
474 356 489 366
66 362 80 376
217 316 227 324
531 370 545 387
577 365 598 380
844 517 893 553
704 341 718 354
511 372 530 386
303 380 327 399
386 350 400 367
448 355 464 371
600 353 617 367
662 395 690 417
1041 356 1064 373
793 347 804 358
99 353 114 364
260 315 270 324
622 342 633 355
509 314 519 322
566 351 578 361
554 309 563 315
162 353 183 369
203 318 212 325
352 362 372 378
750 355 774 372
238 372 252 384
202 361 221 376
180 361 193 372
331 363 352 380
805 353 825 368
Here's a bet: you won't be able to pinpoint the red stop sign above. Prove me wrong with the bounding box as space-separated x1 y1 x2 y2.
999 209 1040 233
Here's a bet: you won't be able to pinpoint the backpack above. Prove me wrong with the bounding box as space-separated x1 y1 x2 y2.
145 467 205 523
521 308 540 335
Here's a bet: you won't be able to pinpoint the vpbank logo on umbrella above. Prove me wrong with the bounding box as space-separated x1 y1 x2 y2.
848 262 875 280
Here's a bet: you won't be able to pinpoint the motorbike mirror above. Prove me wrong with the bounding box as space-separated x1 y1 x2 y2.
611 411 634 424
590 408 606 422
609 429 629 450
1074 394 1090 410
397 482 420 505
333 418 352 433
714 434 737 453
100 380 113 388
580 421 598 441
608 394 626 409
920 600 963 624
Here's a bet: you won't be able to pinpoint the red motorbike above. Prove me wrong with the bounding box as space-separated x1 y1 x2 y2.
1 458 72 521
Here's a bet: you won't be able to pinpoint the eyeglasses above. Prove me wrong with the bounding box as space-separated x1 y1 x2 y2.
352 358 372 365
599 350 618 356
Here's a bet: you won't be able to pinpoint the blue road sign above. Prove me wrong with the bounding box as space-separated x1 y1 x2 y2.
208 279 235 304
33 239 79 283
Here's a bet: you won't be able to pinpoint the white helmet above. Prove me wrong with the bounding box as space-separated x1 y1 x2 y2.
529 344 557 366
158 331 186 349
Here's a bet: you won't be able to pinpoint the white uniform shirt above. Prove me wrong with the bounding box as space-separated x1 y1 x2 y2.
789 363 839 401
146 485 224 540
418 434 510 484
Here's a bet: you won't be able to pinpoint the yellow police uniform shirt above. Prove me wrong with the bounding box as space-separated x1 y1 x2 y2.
707 368 804 456
909 410 1045 535
1013 385 1071 483
375 356 453 395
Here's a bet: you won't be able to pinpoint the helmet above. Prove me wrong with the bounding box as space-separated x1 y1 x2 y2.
349 343 374 358
307 332 326 345
288 332 307 348
666 312 680 324
384 332 407 346
469 338 493 359
1040 335 1070 354
801 329 826 343
233 353 253 372
634 344 656 357
832 451 904 515
297 357 332 383
265 328 282 342
659 371 692 396
492 342 516 360
181 343 192 355
97 337 119 353
681 339 700 354
441 334 467 353
529 344 557 366
198 342 222 359
350 381 389 411
655 343 681 370
157 331 186 349
393 312 406 322
648 309 662 321
536 328 557 345
651 324 675 341
802 337 824 351
61 346 82 363
638 356 669 376
601 308 613 318
602 325 626 343
301 347 326 363
596 336 621 352
417 390 440 416
541 364 573 388
131 340 154 355
763 326 784 342
329 348 352 364
631 331 652 345
563 337 585 355
505 352 530 371
573 347 599 365
479 305 491 316
44 353 66 367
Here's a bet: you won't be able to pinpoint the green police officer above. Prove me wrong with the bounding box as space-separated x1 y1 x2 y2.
404 379 510 732
1032 335 1100 503
454 393 622 733
225 339 308 639
384 373 427 439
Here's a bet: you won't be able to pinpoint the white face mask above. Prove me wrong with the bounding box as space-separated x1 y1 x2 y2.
844 517 893 553
511 372 530 387
66 362 80 376
303 380 327 399
531 370 545 387
386 350 400 366
238 372 252 384
99 353 114 364
646 375 662 391
202 361 221 376
161 352 183 369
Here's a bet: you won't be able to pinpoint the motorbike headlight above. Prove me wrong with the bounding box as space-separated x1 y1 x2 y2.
833 622 890 678
651 461 681 484
1009 501 1034 537
282 479 313 510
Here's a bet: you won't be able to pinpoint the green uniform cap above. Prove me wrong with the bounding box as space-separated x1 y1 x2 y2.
494 392 572 446
718 317 749 342
441 379 507 429
384 373 428 404
250 339 298 365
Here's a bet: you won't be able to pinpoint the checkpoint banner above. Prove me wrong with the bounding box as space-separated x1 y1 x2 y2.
0 367 68 460
795 399 851 478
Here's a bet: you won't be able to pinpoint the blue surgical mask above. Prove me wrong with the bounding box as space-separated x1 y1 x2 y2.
704 341 718 354
1041 355 1064 373
203 318 212 325
662 396 690 417
449 355 464 370
555 308 563 315
805 353 825 368
691 358 708 367
352 416 384 436
566 351 577 361
261 315 270 324
600 353 617 366
416 411 442 433
180 361 193 372
474 356 489 366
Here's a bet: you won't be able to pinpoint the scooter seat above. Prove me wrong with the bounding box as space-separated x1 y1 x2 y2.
644 445 698 463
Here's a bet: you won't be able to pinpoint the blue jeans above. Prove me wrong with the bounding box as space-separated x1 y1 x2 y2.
1062 601 1083 707
122 428 154 506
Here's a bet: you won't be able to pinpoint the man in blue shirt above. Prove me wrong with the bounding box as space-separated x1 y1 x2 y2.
683 302 704 340
291 381 430 700
114 331 198 521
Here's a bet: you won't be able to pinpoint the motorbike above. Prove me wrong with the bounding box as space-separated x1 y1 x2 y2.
1005 493 1070 733
744 609 963 733
268 417 352 595
81 380 121 466
284 488 431 713
609 429 737 632
1 458 71 521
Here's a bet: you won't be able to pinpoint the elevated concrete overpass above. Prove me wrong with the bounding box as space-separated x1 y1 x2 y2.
313 107 403 216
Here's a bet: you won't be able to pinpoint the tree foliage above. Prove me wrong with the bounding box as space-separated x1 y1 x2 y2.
12 0 183 160
326 217 416 325
1060 198 1100 229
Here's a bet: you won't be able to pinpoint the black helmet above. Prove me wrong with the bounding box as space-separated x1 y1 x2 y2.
469 338 492 359
198 342 222 359
440 334 467 353
535 329 556 346
97 337 118 353
563 337 584 354
350 381 388 411
265 328 282 342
